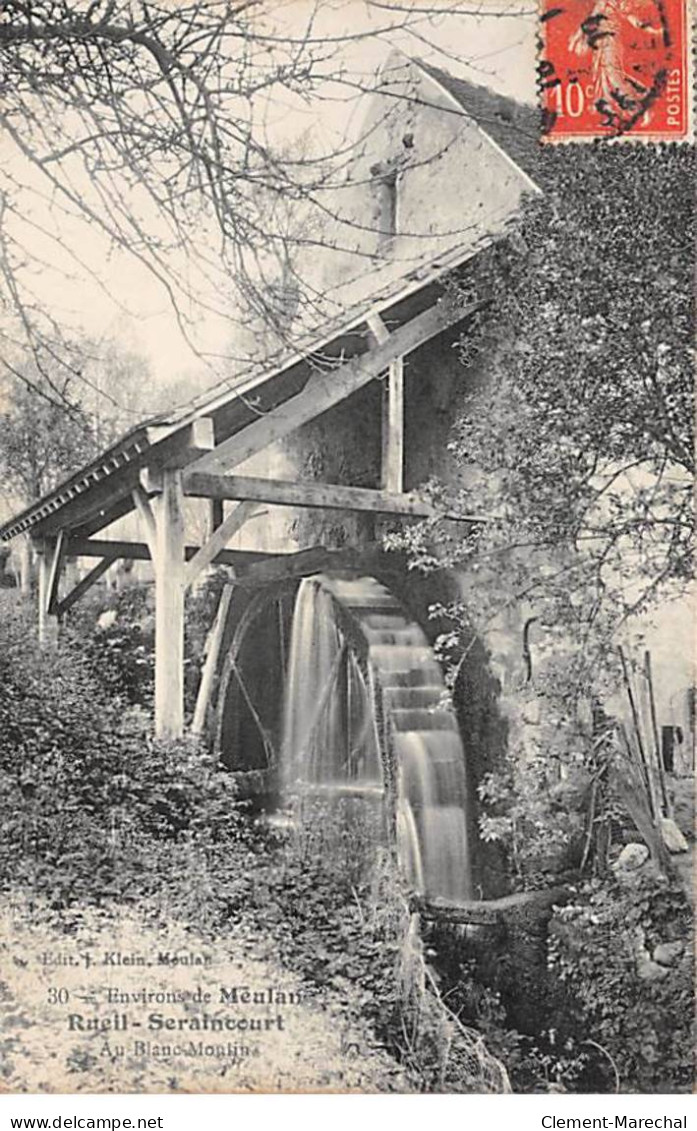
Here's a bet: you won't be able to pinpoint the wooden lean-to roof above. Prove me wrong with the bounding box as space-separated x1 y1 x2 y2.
0 58 542 546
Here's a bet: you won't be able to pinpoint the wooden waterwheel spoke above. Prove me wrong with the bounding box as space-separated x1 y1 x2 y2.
229 656 277 766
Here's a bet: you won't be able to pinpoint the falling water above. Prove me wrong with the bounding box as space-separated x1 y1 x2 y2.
282 574 473 903
282 577 382 790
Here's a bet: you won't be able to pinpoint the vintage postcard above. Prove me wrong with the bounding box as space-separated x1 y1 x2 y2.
0 0 693 1098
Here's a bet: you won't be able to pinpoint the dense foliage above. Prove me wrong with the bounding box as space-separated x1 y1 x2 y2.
0 377 96 503
385 143 695 1094
64 572 227 716
0 596 241 906
390 142 695 882
548 875 694 1093
446 142 694 641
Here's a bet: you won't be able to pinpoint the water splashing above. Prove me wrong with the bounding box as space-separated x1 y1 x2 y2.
282 575 473 903
282 577 383 790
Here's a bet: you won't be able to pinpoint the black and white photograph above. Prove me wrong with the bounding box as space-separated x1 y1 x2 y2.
0 0 693 1101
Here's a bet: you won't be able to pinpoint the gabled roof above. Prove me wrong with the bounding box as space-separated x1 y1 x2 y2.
417 61 543 185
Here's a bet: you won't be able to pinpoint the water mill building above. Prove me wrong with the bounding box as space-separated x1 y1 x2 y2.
1 54 692 919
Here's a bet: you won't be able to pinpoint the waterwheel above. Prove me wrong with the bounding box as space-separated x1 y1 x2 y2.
213 573 474 904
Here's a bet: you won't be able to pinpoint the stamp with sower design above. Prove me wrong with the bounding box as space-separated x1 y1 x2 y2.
539 0 689 139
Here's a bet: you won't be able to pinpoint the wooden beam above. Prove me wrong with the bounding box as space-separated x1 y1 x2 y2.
71 493 137 543
191 298 481 477
183 500 261 590
233 545 369 587
145 417 215 463
70 538 152 561
132 485 158 562
68 537 269 571
366 311 390 346
54 556 117 617
154 470 185 740
36 538 60 644
67 537 399 591
210 498 224 532
45 531 65 615
383 357 404 494
192 584 234 736
184 472 486 523
69 539 402 593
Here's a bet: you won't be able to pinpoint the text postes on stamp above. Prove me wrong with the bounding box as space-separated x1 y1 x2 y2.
539 0 689 140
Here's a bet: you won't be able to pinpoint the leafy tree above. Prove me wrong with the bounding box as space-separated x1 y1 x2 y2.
408 142 693 663
0 337 164 506
0 375 95 505
394 142 694 883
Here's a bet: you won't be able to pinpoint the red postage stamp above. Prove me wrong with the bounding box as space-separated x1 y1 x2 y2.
539 0 690 139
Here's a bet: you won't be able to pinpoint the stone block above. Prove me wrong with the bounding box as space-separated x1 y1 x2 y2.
653 940 685 967
615 843 649 871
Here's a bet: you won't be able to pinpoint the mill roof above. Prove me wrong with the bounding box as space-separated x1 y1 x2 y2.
0 57 544 545
417 61 543 184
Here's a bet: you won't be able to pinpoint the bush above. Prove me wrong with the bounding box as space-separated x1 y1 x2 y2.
64 570 228 716
232 827 511 1093
0 599 244 908
548 875 694 1093
65 584 155 708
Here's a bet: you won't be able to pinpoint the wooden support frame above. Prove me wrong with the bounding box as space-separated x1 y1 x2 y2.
190 298 479 477
54 556 117 618
192 584 234 735
183 500 262 590
154 470 186 740
132 484 158 561
184 472 485 524
36 534 63 643
13 295 484 740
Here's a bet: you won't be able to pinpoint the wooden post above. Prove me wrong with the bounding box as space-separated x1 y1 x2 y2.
36 538 60 645
19 534 33 597
366 312 404 494
192 584 234 736
37 544 49 644
154 470 185 740
210 498 224 533
382 357 404 494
